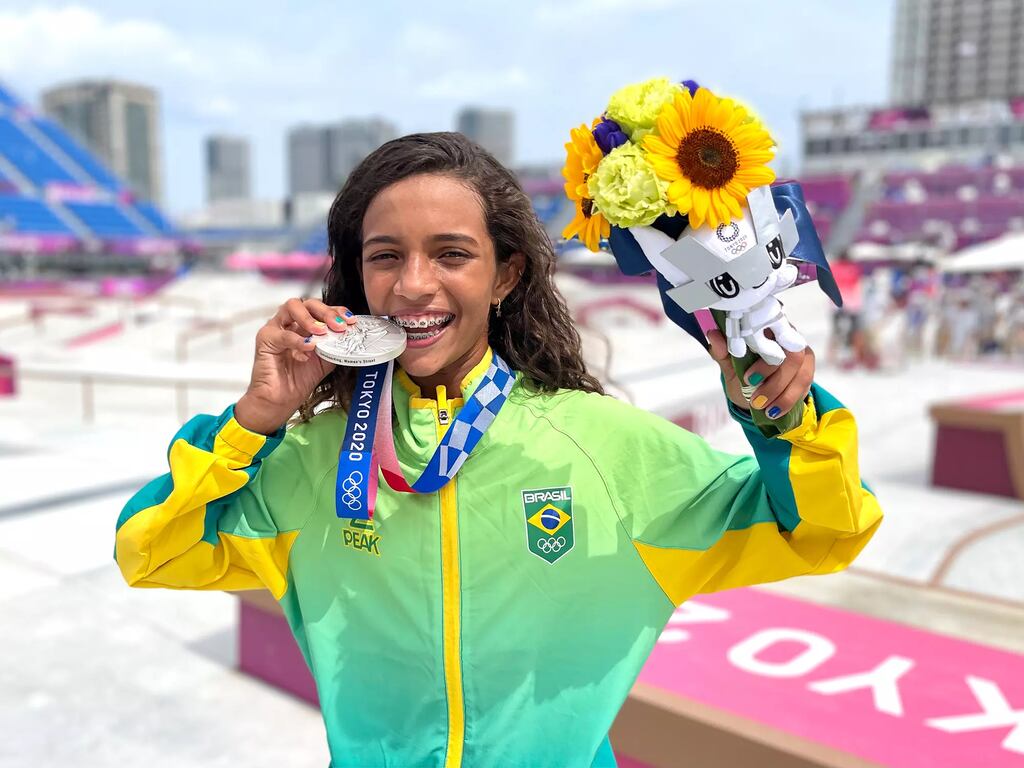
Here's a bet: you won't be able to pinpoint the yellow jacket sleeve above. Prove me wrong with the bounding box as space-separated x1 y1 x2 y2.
113 405 300 599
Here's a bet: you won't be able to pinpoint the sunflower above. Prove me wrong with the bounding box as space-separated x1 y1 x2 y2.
643 87 776 230
562 123 610 252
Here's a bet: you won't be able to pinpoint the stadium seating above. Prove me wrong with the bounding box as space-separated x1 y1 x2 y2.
134 202 176 235
0 195 76 234
64 201 145 238
295 227 328 255
0 80 179 248
0 84 19 109
856 164 1024 250
33 117 121 191
0 116 77 185
798 173 855 245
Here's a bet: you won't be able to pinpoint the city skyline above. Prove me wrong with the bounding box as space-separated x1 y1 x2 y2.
0 0 894 215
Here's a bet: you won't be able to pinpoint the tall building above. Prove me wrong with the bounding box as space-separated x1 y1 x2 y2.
327 119 396 186
42 79 163 203
287 118 396 196
892 0 1024 105
205 135 251 203
288 125 330 196
457 107 514 166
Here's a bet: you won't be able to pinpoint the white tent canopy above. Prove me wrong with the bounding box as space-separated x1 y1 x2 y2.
942 232 1024 273
848 241 943 264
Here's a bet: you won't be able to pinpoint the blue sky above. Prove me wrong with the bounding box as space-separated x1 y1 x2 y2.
0 1 894 215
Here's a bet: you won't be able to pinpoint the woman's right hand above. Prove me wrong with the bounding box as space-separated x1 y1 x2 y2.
234 298 357 435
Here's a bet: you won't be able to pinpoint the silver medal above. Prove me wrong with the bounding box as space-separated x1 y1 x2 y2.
313 315 407 367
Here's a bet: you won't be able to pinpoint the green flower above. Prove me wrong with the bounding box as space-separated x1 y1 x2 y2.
588 144 672 228
606 77 680 143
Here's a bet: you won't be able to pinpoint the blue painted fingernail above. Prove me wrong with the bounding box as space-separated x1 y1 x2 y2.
748 372 764 385
344 310 353 318
767 406 781 419
303 335 312 343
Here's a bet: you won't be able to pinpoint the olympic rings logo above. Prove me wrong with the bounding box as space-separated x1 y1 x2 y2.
341 471 363 511
716 222 740 243
537 536 567 554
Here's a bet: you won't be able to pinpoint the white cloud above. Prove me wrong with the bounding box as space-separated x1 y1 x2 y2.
0 6 201 87
0 5 326 119
192 95 239 119
417 67 529 101
535 0 683 24
399 22 464 58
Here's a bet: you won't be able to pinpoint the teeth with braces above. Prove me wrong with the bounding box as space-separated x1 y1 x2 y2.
394 314 453 329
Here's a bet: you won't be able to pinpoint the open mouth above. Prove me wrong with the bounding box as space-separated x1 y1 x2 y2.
391 313 455 341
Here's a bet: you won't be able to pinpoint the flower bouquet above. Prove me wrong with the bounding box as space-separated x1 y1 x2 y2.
562 78 842 436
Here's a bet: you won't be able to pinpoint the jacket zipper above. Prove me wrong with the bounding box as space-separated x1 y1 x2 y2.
435 386 465 768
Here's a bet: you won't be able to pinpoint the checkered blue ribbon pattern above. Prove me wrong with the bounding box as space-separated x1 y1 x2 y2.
335 353 515 519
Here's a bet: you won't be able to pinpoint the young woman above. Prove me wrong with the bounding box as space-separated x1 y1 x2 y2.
114 132 882 768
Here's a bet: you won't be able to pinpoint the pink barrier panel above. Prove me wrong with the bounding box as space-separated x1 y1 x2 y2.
238 599 319 706
641 588 1024 768
0 355 15 396
0 233 78 253
43 182 102 202
65 321 123 348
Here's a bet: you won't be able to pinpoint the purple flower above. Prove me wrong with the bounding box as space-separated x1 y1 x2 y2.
592 117 629 155
681 79 700 95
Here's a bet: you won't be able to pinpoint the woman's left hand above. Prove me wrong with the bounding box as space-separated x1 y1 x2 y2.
706 328 815 419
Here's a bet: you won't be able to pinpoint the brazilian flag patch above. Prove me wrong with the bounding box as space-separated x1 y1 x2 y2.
522 486 574 564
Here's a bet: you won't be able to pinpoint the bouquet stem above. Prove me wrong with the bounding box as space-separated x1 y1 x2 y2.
710 309 804 437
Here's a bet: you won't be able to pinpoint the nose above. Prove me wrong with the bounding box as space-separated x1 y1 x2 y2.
393 252 440 302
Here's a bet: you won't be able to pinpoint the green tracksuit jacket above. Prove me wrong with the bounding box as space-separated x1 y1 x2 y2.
114 348 883 767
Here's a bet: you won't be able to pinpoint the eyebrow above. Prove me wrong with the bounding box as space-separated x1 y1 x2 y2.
362 233 479 249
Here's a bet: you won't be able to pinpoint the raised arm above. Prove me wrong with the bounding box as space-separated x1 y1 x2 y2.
114 296 353 597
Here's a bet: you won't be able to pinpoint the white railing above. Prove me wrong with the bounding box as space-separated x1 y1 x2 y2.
18 360 247 423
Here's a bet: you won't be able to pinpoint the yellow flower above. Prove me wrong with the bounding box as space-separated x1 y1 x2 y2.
643 87 776 229
561 123 611 252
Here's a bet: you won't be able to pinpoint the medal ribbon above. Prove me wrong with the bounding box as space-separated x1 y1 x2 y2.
335 353 515 519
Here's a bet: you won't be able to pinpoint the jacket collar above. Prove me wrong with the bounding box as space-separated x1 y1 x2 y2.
393 346 494 411
390 348 496 460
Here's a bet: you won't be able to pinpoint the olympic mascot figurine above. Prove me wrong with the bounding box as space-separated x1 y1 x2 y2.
562 78 843 435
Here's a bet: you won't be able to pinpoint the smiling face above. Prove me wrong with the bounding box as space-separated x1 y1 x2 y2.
360 173 522 394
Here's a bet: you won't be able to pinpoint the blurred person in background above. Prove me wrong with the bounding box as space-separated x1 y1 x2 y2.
943 287 980 360
827 250 864 368
1008 282 1024 360
973 276 1001 356
905 262 938 360
858 268 892 370
111 132 882 767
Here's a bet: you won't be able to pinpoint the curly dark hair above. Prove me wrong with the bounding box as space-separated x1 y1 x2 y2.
298 131 603 419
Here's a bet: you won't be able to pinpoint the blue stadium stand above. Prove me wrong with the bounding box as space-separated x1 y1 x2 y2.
33 117 122 191
295 227 329 254
0 116 77 185
0 85 21 109
134 202 176 235
64 201 145 238
0 196 76 234
0 80 179 250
